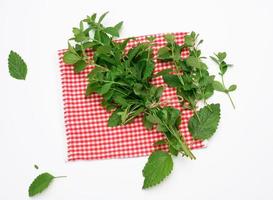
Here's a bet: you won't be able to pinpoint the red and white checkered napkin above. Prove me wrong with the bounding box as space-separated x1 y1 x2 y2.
58 32 205 161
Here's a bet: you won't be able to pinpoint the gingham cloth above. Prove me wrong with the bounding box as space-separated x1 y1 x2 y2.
58 32 205 161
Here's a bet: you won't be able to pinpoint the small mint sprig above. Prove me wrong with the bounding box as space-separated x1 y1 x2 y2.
210 52 237 109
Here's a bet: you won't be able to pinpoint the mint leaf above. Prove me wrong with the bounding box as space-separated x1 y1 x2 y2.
184 34 194 46
164 34 175 44
100 83 112 94
154 68 173 77
228 84 237 92
28 173 54 197
108 109 122 127
8 50 27 80
63 51 80 64
217 52 227 61
143 60 154 79
213 80 226 92
188 104 221 140
74 60 87 73
157 47 172 60
163 74 181 87
142 151 173 189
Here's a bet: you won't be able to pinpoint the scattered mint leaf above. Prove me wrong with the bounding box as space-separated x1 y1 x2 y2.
28 173 54 197
34 165 39 170
142 151 173 189
188 104 221 140
8 50 28 80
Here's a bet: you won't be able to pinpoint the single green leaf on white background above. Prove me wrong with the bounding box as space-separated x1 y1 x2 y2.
142 150 173 189
28 173 54 197
188 104 221 140
8 50 28 80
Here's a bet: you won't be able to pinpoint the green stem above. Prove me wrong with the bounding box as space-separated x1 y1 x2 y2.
170 43 184 86
169 126 196 160
227 92 236 109
54 176 67 179
152 108 195 160
221 75 236 109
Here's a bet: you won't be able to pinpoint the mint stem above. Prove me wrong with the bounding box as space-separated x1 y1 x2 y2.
221 75 235 109
54 176 67 179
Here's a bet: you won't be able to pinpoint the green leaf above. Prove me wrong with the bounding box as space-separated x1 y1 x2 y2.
143 60 154 79
188 104 221 140
98 11 109 24
163 74 181 87
8 50 28 80
185 56 203 69
220 61 228 75
74 60 87 73
113 96 128 107
114 21 123 32
108 109 122 127
228 84 237 92
154 68 173 77
154 139 167 146
164 34 175 44
184 35 194 46
142 151 173 189
63 51 80 64
104 27 120 37
100 83 112 94
143 114 154 130
146 113 161 124
210 56 219 65
28 172 54 197
157 47 172 60
217 52 227 61
213 80 226 92
96 45 112 55
168 143 179 156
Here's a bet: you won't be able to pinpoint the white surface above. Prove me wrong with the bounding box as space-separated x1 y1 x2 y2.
0 0 273 199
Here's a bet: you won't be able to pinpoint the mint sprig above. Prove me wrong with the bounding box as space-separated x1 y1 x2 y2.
210 52 237 109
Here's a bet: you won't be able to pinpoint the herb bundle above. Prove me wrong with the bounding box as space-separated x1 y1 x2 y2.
63 12 236 189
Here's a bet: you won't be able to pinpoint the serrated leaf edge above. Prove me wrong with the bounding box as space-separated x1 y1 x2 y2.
142 151 173 189
190 103 221 140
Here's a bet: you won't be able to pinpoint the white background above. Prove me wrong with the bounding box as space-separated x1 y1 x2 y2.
0 0 273 199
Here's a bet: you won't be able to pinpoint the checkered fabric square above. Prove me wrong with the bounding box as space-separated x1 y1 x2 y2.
58 32 205 161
